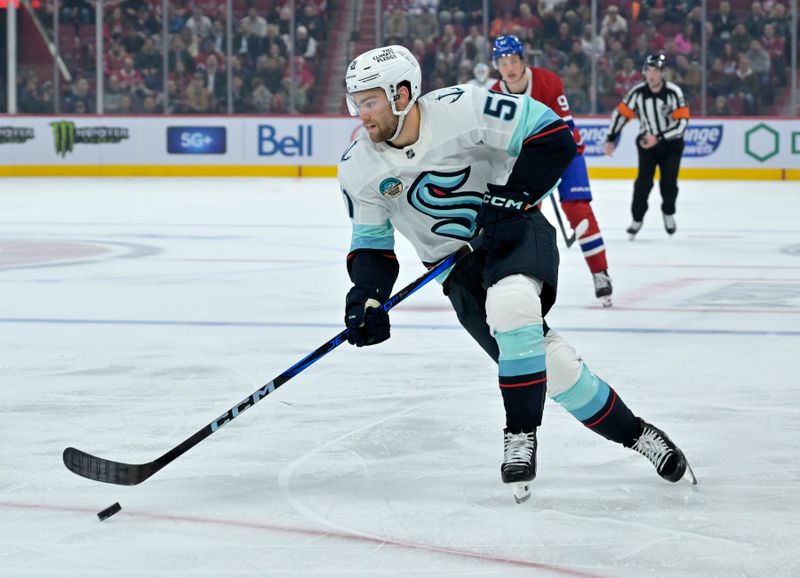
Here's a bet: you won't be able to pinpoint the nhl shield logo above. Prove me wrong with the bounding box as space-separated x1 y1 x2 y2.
379 177 404 199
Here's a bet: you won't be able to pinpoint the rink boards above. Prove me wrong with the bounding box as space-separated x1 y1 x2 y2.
0 115 797 179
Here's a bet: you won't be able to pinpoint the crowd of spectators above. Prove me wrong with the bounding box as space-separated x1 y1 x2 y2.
381 0 797 115
11 0 798 116
16 0 329 114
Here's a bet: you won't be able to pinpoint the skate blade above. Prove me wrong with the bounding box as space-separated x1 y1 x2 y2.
598 296 613 308
511 481 531 504
628 234 637 241
682 462 698 486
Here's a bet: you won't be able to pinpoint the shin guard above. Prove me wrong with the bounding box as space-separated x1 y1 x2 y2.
487 275 547 433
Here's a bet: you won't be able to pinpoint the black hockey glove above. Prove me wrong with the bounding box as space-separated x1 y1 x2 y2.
345 286 391 347
476 184 536 245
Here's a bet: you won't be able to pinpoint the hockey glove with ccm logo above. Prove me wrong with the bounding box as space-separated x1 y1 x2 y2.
345 286 391 347
476 183 537 246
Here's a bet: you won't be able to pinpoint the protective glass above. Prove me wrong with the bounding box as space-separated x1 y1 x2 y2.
346 91 393 117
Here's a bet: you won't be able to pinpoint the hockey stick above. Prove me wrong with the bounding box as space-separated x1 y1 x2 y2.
548 195 589 248
63 236 483 486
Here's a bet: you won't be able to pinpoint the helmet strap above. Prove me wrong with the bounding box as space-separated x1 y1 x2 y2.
388 113 407 143
386 84 415 143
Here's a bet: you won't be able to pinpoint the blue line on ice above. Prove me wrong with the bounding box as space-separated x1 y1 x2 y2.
2 317 799 337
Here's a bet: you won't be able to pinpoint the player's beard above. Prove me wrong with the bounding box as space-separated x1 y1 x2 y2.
366 110 400 143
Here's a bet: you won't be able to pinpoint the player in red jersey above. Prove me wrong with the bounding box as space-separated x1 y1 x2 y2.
490 35 613 306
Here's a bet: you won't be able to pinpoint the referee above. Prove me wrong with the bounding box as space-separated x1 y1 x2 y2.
603 54 689 239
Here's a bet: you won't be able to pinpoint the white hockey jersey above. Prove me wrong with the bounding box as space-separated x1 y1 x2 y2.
337 84 560 265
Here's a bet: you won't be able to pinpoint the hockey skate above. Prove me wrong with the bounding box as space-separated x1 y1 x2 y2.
629 418 697 485
663 213 677 236
501 429 537 503
592 270 613 307
626 220 643 240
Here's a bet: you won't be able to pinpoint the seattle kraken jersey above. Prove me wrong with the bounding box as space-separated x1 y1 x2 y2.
337 84 560 265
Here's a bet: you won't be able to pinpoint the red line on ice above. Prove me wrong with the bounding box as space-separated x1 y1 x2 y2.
0 500 605 577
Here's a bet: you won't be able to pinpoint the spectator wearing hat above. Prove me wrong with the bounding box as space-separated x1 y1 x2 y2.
600 5 628 44
295 25 318 61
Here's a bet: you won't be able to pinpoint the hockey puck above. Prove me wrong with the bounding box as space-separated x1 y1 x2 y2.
97 502 122 521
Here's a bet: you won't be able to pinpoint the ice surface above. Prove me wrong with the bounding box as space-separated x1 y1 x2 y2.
1 177 799 577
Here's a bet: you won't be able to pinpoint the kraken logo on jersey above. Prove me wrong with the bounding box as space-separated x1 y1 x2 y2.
407 168 482 240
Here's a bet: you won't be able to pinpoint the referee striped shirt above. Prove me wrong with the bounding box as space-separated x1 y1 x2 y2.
606 81 689 143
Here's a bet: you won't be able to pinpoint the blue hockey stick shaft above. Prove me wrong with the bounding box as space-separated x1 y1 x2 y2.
63 236 482 485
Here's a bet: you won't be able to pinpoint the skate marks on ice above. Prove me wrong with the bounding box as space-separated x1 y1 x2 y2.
3 178 800 576
276 395 606 577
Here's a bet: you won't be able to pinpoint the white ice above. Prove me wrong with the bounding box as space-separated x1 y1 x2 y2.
1 177 799 577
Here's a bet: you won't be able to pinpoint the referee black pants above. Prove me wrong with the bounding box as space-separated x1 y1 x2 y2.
632 139 684 221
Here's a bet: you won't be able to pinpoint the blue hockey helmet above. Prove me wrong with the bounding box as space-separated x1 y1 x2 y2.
492 35 525 63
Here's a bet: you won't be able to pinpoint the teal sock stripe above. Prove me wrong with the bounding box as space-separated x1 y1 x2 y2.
495 324 546 377
552 364 610 421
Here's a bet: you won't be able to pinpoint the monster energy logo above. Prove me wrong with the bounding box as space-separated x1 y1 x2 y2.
0 126 34 144
49 121 130 157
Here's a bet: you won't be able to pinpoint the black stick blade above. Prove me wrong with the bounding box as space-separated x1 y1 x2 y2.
63 447 152 486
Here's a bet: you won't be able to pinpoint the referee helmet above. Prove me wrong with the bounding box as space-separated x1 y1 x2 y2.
643 53 667 72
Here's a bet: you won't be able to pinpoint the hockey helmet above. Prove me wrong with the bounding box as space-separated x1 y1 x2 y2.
345 45 421 118
643 53 667 72
492 35 525 64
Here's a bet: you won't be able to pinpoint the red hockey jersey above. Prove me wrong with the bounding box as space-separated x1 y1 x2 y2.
490 67 584 151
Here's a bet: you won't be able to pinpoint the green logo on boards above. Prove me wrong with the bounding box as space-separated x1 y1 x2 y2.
49 121 130 157
744 123 779 163
50 121 76 157
0 126 35 144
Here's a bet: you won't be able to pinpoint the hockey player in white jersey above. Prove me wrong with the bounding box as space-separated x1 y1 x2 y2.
338 45 695 503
